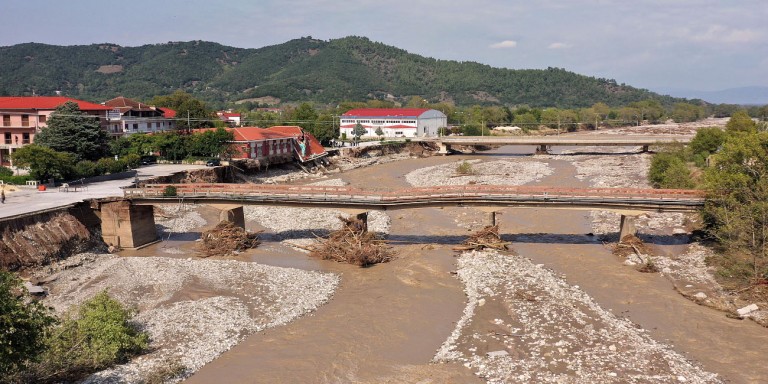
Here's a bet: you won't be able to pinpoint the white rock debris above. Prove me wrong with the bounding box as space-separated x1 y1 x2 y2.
405 159 553 187
434 250 721 384
154 203 207 236
40 254 339 384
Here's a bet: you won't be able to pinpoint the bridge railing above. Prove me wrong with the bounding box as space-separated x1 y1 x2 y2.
123 183 704 204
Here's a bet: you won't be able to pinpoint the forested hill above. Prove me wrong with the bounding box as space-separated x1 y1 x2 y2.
0 36 684 108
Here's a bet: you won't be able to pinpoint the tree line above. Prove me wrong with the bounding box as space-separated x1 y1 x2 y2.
648 110 768 290
8 101 233 183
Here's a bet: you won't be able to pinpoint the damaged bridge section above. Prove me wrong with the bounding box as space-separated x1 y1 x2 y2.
0 204 103 270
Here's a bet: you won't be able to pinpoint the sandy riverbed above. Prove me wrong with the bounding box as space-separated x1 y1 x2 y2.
31 120 767 383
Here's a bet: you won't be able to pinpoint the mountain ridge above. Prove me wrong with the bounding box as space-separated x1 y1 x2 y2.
0 36 687 108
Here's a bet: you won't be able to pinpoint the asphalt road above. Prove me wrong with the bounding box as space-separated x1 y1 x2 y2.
0 164 207 219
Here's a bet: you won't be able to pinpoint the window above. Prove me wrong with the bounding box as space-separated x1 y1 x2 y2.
22 133 30 144
39 115 47 123
2 115 9 127
133 123 139 131
156 122 161 128
4 133 11 144
21 115 29 127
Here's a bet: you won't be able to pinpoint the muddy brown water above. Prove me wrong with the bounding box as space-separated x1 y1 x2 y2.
129 147 767 383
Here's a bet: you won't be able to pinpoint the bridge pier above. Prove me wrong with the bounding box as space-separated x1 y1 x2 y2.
437 142 451 155
619 214 638 242
487 211 499 226
536 144 550 154
100 200 158 249
217 205 245 228
641 145 650 153
355 211 369 232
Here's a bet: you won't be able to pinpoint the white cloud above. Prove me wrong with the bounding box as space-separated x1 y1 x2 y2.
490 40 518 49
548 42 571 49
677 25 763 44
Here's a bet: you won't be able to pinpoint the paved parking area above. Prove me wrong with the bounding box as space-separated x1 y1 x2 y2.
0 164 207 219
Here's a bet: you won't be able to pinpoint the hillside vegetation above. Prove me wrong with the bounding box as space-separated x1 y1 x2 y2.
0 36 685 108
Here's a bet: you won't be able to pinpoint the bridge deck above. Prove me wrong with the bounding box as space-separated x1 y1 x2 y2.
123 184 704 212
415 134 691 146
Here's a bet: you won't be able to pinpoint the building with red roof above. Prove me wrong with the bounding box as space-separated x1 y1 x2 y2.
0 96 111 165
216 111 242 127
103 96 176 136
198 126 326 165
340 108 447 139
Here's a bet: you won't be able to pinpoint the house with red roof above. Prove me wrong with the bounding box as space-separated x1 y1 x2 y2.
0 96 111 165
340 108 447 139
199 125 326 165
103 96 176 136
216 111 242 127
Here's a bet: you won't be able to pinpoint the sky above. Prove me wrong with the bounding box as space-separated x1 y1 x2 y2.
1 0 767 95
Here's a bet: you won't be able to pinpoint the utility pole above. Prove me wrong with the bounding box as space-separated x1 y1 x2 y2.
187 111 191 133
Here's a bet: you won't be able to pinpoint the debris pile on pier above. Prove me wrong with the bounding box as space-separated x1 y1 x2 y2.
198 221 260 257
453 225 509 251
309 216 394 267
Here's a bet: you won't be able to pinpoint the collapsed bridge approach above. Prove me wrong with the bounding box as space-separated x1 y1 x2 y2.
93 184 705 249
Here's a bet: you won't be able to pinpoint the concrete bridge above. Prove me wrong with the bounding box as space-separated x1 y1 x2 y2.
95 184 704 249
412 134 692 154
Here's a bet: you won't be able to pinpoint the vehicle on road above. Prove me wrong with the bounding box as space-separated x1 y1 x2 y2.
206 159 221 167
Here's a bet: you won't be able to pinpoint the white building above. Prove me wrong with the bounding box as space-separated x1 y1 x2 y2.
340 108 447 138
103 96 175 137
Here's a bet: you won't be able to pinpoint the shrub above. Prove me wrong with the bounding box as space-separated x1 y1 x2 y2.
649 152 693 189
74 160 99 179
0 271 56 379
163 185 177 197
0 166 13 177
122 154 141 169
456 161 474 175
96 158 128 174
0 175 34 185
34 291 148 382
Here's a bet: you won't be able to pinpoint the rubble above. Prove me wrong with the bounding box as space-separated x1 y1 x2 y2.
453 225 510 251
308 216 395 267
198 221 260 257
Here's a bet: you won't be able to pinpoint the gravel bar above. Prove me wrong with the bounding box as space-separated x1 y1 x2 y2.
435 250 721 383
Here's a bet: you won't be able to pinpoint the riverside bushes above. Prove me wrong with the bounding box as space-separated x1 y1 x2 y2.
1 282 148 384
648 115 768 291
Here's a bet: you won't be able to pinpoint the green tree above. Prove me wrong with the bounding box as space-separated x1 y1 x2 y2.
725 110 757 134
151 91 214 131
11 145 75 181
313 113 337 144
35 291 148 382
375 126 384 138
703 131 768 282
154 132 189 161
648 152 694 188
33 102 109 161
689 127 726 166
188 128 235 158
0 271 56 378
512 112 539 129
670 102 705 123
352 122 367 138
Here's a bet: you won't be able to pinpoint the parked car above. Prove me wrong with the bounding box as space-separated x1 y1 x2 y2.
140 156 157 165
205 159 221 167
